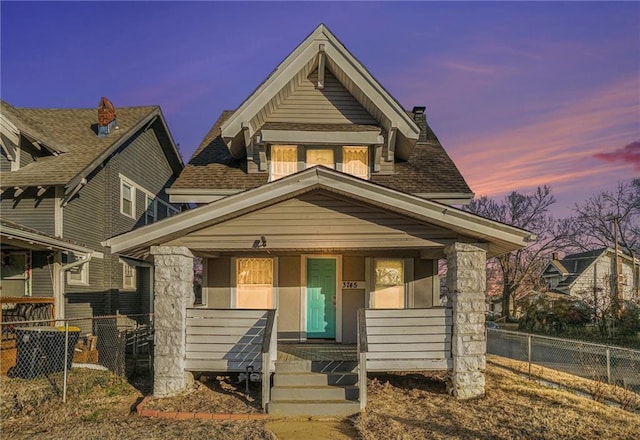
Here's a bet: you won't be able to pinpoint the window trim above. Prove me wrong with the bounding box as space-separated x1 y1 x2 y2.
231 257 277 309
67 261 90 286
120 179 135 219
121 261 137 291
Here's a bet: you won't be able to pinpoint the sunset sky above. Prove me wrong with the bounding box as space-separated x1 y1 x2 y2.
2 2 638 216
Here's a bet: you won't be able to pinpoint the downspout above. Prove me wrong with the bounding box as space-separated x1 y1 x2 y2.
55 253 92 320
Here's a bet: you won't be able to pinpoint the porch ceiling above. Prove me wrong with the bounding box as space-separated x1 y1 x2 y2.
105 167 533 260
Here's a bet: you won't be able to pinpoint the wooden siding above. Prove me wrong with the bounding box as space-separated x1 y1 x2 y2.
185 309 274 372
172 192 456 250
0 148 11 173
266 69 377 125
64 167 105 250
364 308 452 371
0 187 56 236
250 57 316 131
31 251 54 297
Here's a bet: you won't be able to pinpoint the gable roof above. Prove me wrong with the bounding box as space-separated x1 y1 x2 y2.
170 110 472 196
0 100 183 192
220 24 420 160
107 166 531 259
553 248 609 290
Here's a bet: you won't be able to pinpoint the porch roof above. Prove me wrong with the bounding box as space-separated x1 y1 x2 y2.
0 218 94 255
105 167 533 259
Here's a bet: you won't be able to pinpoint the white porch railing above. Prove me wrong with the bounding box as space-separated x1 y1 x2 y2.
184 308 277 410
357 307 453 411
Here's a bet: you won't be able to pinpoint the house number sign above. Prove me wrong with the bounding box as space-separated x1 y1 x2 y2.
342 281 365 289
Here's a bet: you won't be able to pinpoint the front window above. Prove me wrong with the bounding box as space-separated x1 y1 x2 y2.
372 259 405 308
235 258 273 308
67 260 89 286
306 148 335 169
270 145 298 181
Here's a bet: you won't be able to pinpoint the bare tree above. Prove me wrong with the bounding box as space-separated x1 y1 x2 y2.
465 186 564 319
561 179 640 258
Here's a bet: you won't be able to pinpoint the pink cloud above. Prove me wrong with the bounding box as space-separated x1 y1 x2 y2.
439 60 498 75
594 141 640 171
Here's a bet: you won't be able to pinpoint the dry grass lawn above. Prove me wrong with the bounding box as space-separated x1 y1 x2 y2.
1 361 638 439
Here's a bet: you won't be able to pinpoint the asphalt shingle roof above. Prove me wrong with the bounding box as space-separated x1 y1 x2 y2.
1 101 158 188
172 110 472 195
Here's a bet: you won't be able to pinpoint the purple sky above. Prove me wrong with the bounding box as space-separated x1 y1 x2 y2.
2 2 638 217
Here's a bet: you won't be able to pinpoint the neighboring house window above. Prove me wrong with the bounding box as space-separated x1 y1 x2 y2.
120 180 135 218
372 259 404 308
342 146 369 179
67 261 89 286
0 251 30 296
145 195 156 225
306 148 335 169
122 262 137 290
271 145 298 181
235 258 273 308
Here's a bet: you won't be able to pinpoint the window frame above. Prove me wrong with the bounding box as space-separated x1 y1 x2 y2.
342 146 369 179
120 179 136 219
231 257 276 309
270 145 299 181
0 250 31 296
121 261 137 291
370 258 406 309
66 260 90 286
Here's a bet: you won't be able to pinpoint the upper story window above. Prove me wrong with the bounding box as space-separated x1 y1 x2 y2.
271 145 298 181
343 146 369 179
120 180 135 218
269 145 370 181
306 148 334 169
145 195 156 225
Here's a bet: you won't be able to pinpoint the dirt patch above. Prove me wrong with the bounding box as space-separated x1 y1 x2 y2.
144 374 263 414
267 417 358 440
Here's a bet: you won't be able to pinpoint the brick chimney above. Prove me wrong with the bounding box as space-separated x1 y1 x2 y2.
97 97 117 137
412 106 428 142
552 252 559 261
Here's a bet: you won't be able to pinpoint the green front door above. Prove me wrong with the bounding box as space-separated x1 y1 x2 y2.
306 258 336 339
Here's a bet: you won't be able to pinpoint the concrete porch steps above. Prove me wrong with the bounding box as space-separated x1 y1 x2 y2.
268 359 361 417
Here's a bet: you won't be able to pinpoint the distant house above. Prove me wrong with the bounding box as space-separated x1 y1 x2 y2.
0 98 183 320
106 24 532 412
541 248 640 305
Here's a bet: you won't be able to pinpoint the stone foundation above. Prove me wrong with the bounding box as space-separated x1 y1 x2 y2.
151 246 194 397
445 242 487 400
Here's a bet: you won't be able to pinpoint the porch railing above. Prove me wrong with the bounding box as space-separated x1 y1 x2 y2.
184 308 277 410
357 307 453 411
1 297 55 323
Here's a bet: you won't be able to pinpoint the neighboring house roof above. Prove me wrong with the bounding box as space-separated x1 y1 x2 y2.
170 110 472 196
554 248 609 290
546 259 570 276
220 24 420 160
107 166 532 259
0 100 183 192
0 218 93 255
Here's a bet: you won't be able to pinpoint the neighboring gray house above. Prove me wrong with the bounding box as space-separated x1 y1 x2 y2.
106 25 533 414
0 98 183 320
542 248 640 305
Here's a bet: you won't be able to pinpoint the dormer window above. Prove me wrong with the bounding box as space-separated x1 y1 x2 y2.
269 144 370 181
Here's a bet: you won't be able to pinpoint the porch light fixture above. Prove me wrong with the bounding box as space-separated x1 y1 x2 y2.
260 236 267 247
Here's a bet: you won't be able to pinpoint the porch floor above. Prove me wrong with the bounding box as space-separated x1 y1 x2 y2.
277 343 357 362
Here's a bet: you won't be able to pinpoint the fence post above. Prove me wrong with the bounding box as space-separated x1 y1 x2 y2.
606 348 611 384
63 321 69 403
527 334 532 380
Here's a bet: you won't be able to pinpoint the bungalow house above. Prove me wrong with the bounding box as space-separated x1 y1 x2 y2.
105 24 533 415
542 248 640 306
0 98 183 322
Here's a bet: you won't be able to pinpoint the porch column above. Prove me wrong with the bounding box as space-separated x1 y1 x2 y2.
151 245 194 397
444 242 487 400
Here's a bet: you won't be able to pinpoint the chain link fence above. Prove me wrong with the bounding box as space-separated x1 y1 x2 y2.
488 329 640 392
1 314 153 402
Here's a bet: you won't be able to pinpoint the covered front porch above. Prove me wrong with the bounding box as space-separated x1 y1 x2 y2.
105 168 532 413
